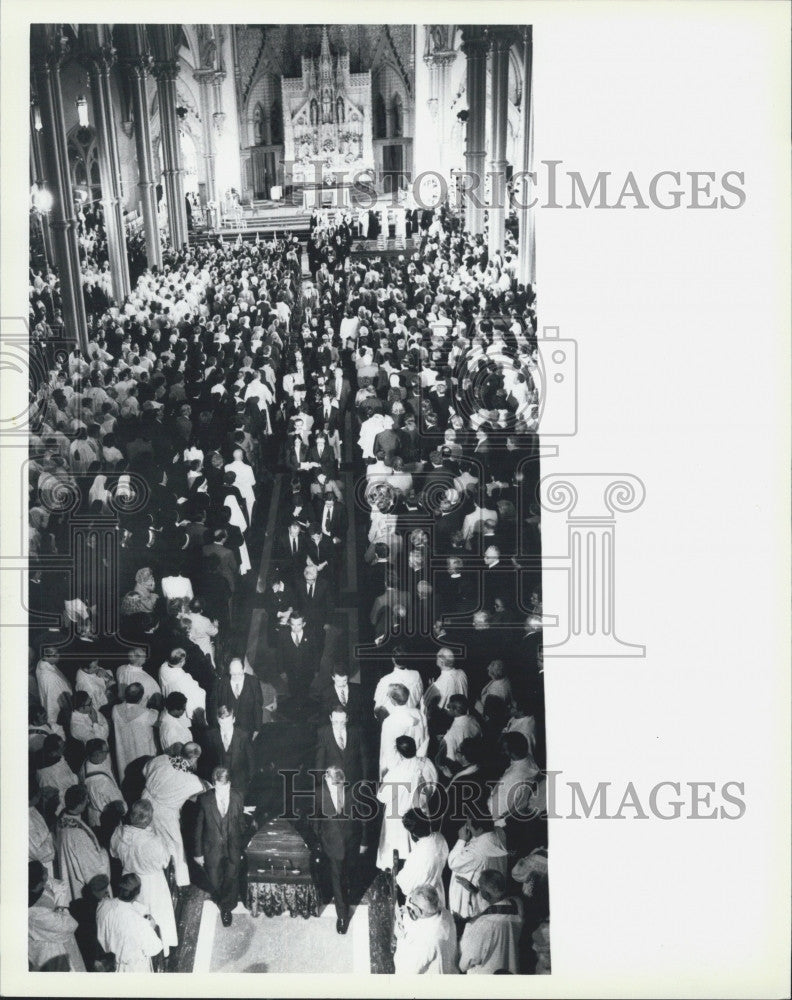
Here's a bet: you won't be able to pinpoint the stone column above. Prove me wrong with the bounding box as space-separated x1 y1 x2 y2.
29 102 55 270
122 26 162 270
30 26 88 351
461 28 488 236
517 26 535 287
194 68 217 204
150 25 188 250
487 28 513 257
426 49 457 178
82 24 131 303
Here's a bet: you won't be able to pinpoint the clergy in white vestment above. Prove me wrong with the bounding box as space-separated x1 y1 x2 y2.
110 800 177 955
379 684 428 779
112 683 159 782
69 690 110 746
116 648 161 702
56 785 111 903
225 449 256 520
159 691 193 751
422 649 468 714
437 696 482 778
36 735 78 813
142 744 207 886
79 739 123 827
396 809 449 907
75 659 113 713
394 884 459 974
373 656 423 715
159 648 207 721
376 736 438 870
96 874 163 972
503 701 538 757
36 649 72 739
459 870 524 974
29 785 56 880
487 732 541 828
28 860 85 971
447 817 509 920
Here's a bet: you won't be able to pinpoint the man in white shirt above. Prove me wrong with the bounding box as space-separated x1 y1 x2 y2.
394 884 459 974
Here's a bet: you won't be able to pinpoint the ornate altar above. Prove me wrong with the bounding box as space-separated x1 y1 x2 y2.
281 26 374 191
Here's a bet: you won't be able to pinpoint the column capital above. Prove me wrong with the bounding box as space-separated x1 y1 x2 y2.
122 52 154 81
487 26 519 52
30 25 71 73
81 43 117 76
426 49 457 67
460 27 488 57
152 58 180 83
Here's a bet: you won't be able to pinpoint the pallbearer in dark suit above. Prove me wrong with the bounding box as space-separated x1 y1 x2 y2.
210 658 263 733
277 613 316 703
194 767 247 927
313 765 367 934
315 665 363 723
314 705 369 787
200 705 254 795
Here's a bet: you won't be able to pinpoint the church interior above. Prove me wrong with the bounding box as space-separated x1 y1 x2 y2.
27 22 548 977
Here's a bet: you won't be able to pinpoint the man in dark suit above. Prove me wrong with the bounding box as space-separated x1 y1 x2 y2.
304 523 336 577
313 764 367 934
277 613 317 704
313 490 348 544
273 521 307 582
210 658 263 733
315 665 363 723
200 705 254 795
294 564 333 632
202 528 238 595
314 704 369 788
305 431 338 478
194 767 247 927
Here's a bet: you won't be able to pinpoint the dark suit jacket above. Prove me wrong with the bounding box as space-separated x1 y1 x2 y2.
210 674 262 733
277 628 317 693
202 542 238 593
194 788 246 880
304 535 336 570
313 779 362 860
316 681 364 722
200 727 254 792
294 576 334 622
306 443 338 478
274 530 307 576
314 723 369 787
312 498 348 539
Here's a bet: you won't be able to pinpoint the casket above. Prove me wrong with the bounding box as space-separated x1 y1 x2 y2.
245 818 320 919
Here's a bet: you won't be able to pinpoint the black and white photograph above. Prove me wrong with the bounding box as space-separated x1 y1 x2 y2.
0 2 789 998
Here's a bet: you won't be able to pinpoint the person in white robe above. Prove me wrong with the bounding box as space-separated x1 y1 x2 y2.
183 600 219 667
376 736 438 870
447 818 509 920
29 786 56 880
35 649 72 740
422 649 468 714
110 800 177 956
373 659 423 715
503 701 537 757
74 659 114 713
458 870 524 974
159 649 207 721
437 696 483 779
96 874 163 973
69 691 110 746
475 660 514 714
112 683 159 782
487 732 541 829
116 648 161 702
394 884 459 975
159 692 193 751
396 809 449 907
379 685 428 779
36 735 78 812
28 861 85 971
79 739 123 827
142 744 207 886
56 785 111 903
225 449 256 521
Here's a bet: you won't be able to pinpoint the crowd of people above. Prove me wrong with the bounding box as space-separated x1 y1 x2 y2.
27 194 549 975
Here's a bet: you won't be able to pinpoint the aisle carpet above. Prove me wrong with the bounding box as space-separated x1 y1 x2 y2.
197 901 370 974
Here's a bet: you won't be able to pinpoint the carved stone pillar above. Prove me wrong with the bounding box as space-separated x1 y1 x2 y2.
487 28 514 257
82 24 131 303
517 26 535 287
121 26 162 270
29 102 55 270
461 28 488 236
150 25 188 250
194 68 217 204
30 25 88 351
